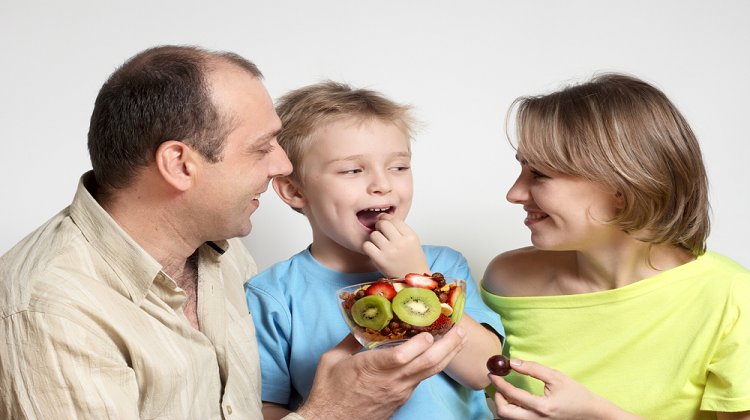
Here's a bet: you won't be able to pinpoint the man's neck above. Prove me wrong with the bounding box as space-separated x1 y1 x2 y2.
99 181 201 278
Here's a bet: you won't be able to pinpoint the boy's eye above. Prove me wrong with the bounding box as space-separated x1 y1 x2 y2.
391 165 410 172
340 168 362 175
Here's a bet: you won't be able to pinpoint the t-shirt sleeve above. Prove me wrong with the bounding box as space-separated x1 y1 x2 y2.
701 275 750 412
245 278 294 405
428 246 505 340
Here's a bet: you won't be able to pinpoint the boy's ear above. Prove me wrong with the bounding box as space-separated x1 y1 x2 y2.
155 140 196 192
273 176 307 210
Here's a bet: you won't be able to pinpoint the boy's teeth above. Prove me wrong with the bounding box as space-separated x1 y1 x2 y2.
367 207 389 212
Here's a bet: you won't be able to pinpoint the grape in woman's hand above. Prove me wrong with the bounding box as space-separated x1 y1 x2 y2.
486 354 511 376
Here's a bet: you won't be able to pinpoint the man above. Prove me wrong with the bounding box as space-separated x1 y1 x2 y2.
0 45 466 419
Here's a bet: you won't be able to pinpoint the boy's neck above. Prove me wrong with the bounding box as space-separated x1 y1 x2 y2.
309 242 378 274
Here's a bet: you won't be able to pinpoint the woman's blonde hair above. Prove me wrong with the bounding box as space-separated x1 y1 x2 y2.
508 73 709 256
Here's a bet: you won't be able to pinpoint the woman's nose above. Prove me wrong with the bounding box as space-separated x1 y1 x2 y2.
506 174 529 204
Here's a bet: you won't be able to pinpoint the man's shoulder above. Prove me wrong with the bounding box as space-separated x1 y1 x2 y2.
1 209 85 316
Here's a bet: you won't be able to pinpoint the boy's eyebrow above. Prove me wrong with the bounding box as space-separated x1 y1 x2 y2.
325 151 411 165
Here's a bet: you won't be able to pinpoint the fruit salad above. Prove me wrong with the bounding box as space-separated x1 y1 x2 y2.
337 273 466 349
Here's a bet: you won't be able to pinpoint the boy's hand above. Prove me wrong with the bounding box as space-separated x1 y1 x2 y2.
362 213 430 277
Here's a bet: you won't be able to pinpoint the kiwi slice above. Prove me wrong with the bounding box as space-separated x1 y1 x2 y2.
351 295 393 331
392 288 441 327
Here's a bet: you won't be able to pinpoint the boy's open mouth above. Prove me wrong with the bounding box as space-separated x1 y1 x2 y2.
357 206 394 230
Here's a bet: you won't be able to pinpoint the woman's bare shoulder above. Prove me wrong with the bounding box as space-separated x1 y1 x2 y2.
483 247 568 296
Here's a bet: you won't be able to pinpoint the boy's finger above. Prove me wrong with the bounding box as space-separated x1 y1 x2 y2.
377 215 413 236
374 219 400 239
367 230 388 248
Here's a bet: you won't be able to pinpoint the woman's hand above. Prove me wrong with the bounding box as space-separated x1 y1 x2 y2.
489 359 644 420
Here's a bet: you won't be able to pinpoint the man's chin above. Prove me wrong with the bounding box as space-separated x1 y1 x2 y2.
227 221 253 240
241 221 253 237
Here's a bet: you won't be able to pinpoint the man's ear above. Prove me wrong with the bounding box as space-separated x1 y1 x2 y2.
154 140 196 192
273 176 307 209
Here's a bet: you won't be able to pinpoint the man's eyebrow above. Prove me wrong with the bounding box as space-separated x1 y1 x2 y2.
251 127 282 147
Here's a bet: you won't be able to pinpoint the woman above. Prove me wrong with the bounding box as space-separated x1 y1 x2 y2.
482 73 750 419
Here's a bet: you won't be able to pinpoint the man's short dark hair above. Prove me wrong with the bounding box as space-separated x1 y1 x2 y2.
87 45 262 191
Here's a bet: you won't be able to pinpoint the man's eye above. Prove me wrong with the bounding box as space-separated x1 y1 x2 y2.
259 145 275 154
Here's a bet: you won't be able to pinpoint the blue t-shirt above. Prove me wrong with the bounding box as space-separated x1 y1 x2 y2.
246 245 504 419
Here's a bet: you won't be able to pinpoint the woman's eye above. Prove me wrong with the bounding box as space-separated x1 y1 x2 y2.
531 169 548 179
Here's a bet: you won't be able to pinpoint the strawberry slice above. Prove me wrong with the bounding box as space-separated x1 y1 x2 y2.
448 283 463 307
404 273 438 289
424 314 453 333
365 281 397 301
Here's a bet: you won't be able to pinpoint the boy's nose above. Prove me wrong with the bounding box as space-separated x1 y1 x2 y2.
367 171 392 195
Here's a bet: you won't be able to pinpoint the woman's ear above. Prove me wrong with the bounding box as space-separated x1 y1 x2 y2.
614 191 626 210
273 176 307 210
154 140 196 192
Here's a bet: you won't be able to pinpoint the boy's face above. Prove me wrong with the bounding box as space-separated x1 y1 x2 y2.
298 117 413 259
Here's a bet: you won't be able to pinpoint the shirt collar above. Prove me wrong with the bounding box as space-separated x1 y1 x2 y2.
69 172 230 305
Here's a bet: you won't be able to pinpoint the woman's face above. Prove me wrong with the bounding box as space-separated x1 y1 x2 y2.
506 154 623 251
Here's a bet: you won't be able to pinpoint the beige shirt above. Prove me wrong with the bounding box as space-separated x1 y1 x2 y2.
0 173 303 420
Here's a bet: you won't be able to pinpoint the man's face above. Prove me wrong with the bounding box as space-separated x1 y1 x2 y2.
191 64 292 241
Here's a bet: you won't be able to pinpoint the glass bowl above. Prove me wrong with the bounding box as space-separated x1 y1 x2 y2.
337 273 466 349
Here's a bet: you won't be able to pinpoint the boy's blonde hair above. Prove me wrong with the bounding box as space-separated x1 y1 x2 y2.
508 73 710 256
275 80 416 185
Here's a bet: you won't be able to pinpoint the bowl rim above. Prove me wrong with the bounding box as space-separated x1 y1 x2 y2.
336 277 466 295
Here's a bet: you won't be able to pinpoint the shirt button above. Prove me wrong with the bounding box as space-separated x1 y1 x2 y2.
226 405 232 415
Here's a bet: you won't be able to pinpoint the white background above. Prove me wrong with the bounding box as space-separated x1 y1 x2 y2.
2 1 749 280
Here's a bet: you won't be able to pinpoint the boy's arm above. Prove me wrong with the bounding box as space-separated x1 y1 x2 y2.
362 214 429 277
436 248 505 389
363 216 503 389
443 315 502 389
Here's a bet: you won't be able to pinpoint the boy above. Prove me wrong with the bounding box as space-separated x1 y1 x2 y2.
246 81 503 419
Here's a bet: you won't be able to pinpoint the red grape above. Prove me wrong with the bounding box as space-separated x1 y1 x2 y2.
486 354 511 376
